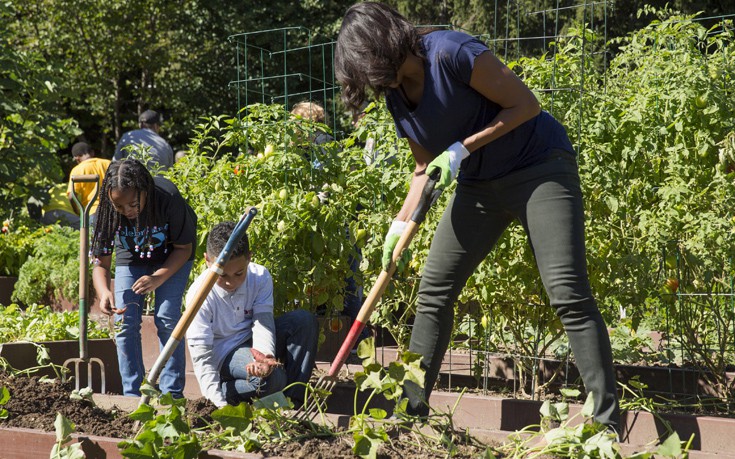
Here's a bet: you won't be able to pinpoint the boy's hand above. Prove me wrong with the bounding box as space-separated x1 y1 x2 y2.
246 349 282 378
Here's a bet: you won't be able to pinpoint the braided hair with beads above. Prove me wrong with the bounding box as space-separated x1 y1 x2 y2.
91 159 159 262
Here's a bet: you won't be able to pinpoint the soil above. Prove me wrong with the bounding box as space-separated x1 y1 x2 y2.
0 372 136 438
0 372 493 458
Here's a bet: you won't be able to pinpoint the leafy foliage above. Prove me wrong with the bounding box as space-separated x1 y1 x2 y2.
11 225 94 306
168 103 417 316
0 222 39 277
121 392 201 459
0 304 109 343
50 413 85 459
0 3 79 213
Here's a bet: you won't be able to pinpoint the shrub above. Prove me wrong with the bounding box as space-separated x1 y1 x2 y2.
12 225 93 306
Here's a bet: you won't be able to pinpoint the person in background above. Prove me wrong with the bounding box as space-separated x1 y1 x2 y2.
41 183 79 227
290 101 333 147
334 2 620 430
114 110 174 173
91 159 197 398
290 101 368 348
67 142 110 227
175 150 188 163
186 221 319 407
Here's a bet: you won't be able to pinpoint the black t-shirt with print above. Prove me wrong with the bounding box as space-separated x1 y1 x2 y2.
114 177 197 266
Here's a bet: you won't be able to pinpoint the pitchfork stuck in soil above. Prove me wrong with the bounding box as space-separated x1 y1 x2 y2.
63 174 106 393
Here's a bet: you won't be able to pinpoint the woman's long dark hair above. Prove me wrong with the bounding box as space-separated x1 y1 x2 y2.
91 159 157 259
334 2 424 112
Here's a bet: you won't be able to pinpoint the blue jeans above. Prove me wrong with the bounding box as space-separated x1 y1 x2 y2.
114 261 193 397
220 310 319 406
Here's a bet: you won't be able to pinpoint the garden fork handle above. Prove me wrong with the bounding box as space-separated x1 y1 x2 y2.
328 172 441 377
70 174 100 360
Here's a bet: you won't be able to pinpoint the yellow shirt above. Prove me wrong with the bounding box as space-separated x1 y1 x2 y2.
43 184 75 213
67 157 110 215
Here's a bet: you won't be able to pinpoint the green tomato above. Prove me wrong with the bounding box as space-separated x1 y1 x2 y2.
310 195 321 209
695 94 708 109
355 229 368 248
277 220 286 232
278 189 289 201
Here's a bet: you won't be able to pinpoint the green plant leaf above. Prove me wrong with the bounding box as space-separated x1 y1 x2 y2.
368 408 387 420
657 432 682 458
128 403 155 422
139 381 160 398
356 336 375 360
54 412 75 442
253 391 290 410
581 392 595 418
211 403 253 434
352 431 381 459
0 386 9 404
120 440 157 459
553 402 569 421
559 388 581 399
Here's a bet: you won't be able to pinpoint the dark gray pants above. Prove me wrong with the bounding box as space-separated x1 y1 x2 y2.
406 150 620 428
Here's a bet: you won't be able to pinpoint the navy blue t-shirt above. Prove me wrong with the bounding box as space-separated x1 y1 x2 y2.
385 30 575 182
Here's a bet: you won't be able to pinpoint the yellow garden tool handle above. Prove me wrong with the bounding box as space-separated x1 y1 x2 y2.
328 171 442 377
70 174 100 360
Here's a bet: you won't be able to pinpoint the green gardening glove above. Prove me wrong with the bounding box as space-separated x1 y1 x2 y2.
426 141 471 190
382 220 410 271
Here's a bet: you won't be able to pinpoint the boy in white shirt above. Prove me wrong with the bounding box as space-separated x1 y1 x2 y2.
186 221 319 407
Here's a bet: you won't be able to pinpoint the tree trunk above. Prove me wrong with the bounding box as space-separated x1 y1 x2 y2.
113 77 121 142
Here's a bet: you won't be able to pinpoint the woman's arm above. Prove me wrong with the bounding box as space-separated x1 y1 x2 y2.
131 243 192 295
462 51 541 153
394 137 433 222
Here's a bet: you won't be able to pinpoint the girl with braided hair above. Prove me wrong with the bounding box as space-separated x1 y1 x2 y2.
91 159 197 398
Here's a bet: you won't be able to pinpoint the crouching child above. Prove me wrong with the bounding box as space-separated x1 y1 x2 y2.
186 221 319 407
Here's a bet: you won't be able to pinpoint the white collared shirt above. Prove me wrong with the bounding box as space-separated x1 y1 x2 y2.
185 262 275 406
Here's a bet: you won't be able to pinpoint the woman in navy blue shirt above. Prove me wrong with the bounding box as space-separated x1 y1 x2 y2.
335 2 619 430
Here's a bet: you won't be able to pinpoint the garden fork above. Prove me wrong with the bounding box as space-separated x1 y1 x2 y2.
137 207 258 408
63 174 106 393
297 171 442 421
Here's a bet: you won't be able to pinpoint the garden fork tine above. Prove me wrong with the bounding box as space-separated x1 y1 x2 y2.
297 171 442 421
63 174 105 393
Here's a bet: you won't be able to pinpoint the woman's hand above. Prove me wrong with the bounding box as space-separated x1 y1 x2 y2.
426 141 470 189
131 275 163 295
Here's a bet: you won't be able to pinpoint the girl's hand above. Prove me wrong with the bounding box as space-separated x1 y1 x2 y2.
131 275 162 295
98 290 117 316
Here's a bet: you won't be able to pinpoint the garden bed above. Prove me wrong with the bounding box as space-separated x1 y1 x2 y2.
0 372 489 459
3 337 735 457
1 370 733 458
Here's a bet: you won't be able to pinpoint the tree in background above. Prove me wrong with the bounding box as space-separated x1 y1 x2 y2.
8 0 352 158
0 2 80 213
